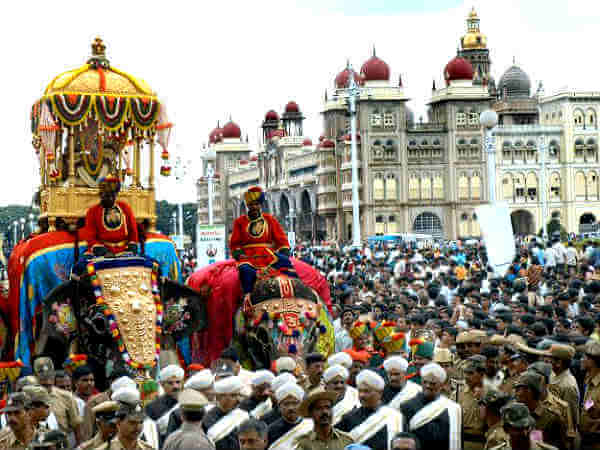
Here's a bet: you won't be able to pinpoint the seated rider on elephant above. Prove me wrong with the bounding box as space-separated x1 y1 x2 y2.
230 186 297 311
85 174 139 258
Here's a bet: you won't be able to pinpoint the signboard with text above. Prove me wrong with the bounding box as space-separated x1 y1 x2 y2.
196 224 226 268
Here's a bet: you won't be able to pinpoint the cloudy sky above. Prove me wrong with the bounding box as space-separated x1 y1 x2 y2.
2 0 599 205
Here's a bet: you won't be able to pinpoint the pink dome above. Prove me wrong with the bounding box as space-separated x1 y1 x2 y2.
222 121 242 139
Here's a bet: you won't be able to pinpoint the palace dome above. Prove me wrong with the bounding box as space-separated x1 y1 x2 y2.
221 120 242 139
302 138 312 146
498 64 531 98
209 126 223 144
335 67 362 89
360 51 390 82
265 110 279 121
284 101 300 113
444 57 474 82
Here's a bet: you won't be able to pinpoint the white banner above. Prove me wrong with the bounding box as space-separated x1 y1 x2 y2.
196 224 227 267
475 202 515 276
287 231 296 250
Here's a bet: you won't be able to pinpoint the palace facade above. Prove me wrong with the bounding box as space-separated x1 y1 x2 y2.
197 8 600 242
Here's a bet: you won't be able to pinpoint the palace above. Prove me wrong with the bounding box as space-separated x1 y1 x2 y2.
197 8 600 242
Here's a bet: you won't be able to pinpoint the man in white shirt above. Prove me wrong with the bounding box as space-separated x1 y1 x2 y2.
544 244 556 270
565 241 578 274
553 239 567 272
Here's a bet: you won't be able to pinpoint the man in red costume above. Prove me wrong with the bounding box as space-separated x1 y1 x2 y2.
230 186 296 305
85 174 139 257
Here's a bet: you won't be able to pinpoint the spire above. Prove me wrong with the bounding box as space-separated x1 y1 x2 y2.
513 56 516 65
346 59 351 70
373 45 376 57
398 74 403 87
432 79 436 91
324 90 328 101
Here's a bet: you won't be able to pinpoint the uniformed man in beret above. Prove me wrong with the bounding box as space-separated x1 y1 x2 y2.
490 402 557 450
544 344 580 428
303 353 326 392
97 393 154 450
0 392 35 450
296 388 354 450
34 357 83 444
481 390 512 450
460 356 486 450
580 339 600 450
22 385 53 439
514 371 564 449
77 401 119 450
163 389 214 450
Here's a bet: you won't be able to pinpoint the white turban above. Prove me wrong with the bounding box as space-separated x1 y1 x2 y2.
271 373 296 393
111 387 140 406
184 369 214 391
214 376 244 394
252 370 275 387
275 357 297 373
383 356 409 373
327 352 353 369
275 382 304 403
323 364 349 383
420 363 447 383
160 364 184 381
111 376 136 393
356 370 385 391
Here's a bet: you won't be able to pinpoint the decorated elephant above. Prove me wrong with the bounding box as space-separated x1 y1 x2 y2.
187 258 334 370
37 255 206 386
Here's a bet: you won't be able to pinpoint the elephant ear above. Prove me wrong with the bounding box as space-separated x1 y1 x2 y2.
161 279 207 341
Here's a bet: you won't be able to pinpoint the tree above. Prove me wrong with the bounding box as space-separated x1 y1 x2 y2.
155 201 197 243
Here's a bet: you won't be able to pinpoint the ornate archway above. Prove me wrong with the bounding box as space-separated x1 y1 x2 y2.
510 210 534 235
413 212 443 238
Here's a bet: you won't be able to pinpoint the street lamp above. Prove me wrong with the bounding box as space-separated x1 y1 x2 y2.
171 211 177 235
206 164 215 226
538 135 548 240
12 220 18 247
28 213 35 235
19 218 26 240
480 110 499 203
339 62 370 247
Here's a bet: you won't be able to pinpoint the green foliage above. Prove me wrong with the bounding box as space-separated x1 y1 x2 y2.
155 200 197 242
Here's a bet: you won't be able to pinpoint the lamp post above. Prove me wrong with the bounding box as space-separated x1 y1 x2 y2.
206 164 215 226
288 207 296 249
539 135 548 240
12 221 18 247
480 110 499 203
19 218 26 240
171 211 177 235
340 62 369 247
28 213 35 235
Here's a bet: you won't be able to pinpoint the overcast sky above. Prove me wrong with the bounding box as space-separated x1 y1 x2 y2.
2 0 599 206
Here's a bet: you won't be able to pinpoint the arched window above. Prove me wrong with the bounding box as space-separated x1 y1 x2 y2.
458 174 469 200
421 139 429 147
373 173 385 200
526 172 538 201
385 173 397 200
471 173 481 200
472 213 481 236
575 138 585 159
587 138 598 162
574 109 585 126
470 138 479 146
408 140 417 147
409 176 419 200
589 171 599 200
375 215 385 234
433 138 441 146
587 108 597 127
575 171 587 200
549 140 559 159
459 213 469 237
458 138 467 146
503 141 512 161
502 175 513 201
514 173 525 201
421 176 432 200
388 215 397 233
433 175 444 200
550 172 561 200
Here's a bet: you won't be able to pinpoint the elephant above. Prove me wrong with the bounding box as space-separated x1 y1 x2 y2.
187 258 334 371
37 255 206 388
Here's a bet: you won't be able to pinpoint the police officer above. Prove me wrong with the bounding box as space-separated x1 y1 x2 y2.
481 390 512 450
0 393 35 450
77 401 120 450
581 340 600 450
460 356 486 450
489 402 557 450
163 389 214 450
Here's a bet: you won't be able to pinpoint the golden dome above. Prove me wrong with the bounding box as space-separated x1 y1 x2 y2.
43 38 156 99
461 7 487 50
462 32 487 50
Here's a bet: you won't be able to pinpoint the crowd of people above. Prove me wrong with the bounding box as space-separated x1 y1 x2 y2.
2 232 600 449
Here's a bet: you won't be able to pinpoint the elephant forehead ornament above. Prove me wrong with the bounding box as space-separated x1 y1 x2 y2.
89 259 162 370
235 276 334 369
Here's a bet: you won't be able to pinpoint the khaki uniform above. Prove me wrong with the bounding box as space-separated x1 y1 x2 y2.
296 429 354 450
499 374 517 395
49 386 83 435
549 369 580 427
0 427 32 450
162 422 214 450
484 422 509 450
77 433 105 450
581 371 600 450
96 436 155 450
533 393 572 450
459 384 485 450
82 391 111 441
